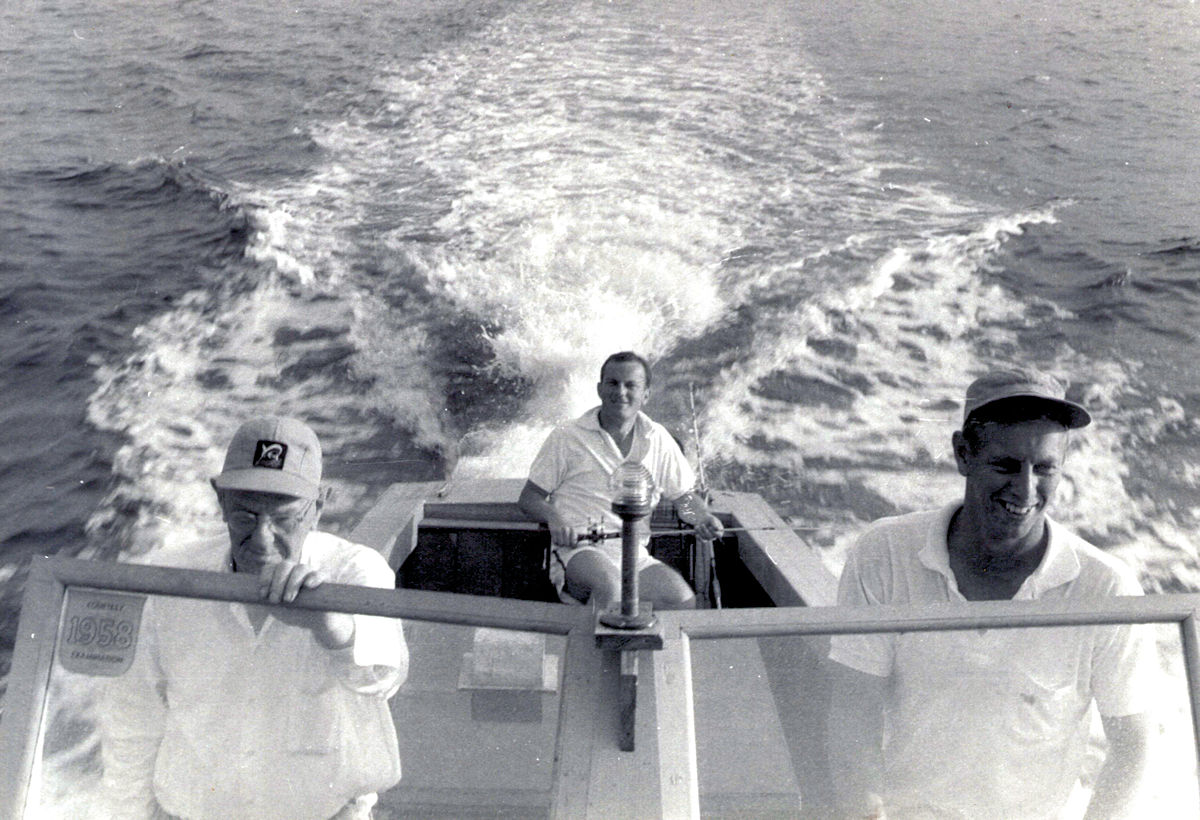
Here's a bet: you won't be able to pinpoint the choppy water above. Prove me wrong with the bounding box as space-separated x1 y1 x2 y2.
3 0 1199 726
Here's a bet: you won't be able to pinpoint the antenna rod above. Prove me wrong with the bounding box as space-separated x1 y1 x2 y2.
689 382 708 495
688 382 722 608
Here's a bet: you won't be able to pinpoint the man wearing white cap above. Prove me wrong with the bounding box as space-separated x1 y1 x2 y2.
827 368 1155 820
101 417 407 820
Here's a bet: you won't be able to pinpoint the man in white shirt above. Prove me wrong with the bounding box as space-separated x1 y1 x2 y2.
100 416 408 820
519 351 723 608
827 368 1155 820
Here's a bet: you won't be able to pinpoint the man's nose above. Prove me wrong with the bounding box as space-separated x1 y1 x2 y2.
1012 465 1038 502
249 516 275 548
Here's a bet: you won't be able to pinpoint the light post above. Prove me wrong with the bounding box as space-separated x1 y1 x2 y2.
598 461 657 630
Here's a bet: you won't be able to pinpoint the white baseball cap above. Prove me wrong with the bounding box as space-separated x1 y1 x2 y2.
212 416 322 500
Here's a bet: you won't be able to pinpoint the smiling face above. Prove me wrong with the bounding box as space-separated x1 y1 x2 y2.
953 418 1069 558
597 358 650 428
216 487 319 575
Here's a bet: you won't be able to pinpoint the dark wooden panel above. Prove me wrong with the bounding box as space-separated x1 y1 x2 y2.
401 529 558 603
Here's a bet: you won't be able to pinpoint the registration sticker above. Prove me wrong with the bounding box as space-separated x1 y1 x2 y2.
57 589 146 676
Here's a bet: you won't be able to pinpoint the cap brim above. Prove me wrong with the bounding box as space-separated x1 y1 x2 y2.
967 394 1091 429
213 469 319 500
1059 402 1092 429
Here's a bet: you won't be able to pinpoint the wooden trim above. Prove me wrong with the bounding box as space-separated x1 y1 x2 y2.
692 536 714 610
385 785 554 816
419 518 544 532
618 652 638 752
350 480 444 570
714 490 838 609
27 556 579 633
0 561 67 820
655 627 699 819
550 622 607 819
422 478 530 523
1182 612 1200 811
674 593 1200 638
423 502 533 523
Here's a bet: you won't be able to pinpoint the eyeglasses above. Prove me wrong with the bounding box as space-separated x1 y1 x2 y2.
226 501 314 533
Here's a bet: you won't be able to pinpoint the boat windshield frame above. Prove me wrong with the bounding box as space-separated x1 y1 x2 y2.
3 555 1200 818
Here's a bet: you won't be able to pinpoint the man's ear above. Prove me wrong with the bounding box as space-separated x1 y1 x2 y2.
314 486 331 519
210 479 230 520
951 430 971 477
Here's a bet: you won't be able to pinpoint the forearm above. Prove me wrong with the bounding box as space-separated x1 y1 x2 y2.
1083 713 1150 820
327 556 410 695
673 490 723 540
519 481 578 547
1084 763 1144 820
673 490 709 524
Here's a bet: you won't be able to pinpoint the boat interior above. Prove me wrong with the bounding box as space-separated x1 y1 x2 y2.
372 478 791 610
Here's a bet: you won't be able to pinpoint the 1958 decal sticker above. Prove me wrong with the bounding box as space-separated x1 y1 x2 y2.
57 589 146 676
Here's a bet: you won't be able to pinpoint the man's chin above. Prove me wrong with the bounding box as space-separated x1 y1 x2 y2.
232 555 270 575
603 404 637 420
985 515 1044 551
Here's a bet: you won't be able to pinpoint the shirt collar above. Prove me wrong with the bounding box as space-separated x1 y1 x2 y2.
919 503 1082 598
918 503 960 587
1022 516 1081 595
574 406 650 435
575 407 604 430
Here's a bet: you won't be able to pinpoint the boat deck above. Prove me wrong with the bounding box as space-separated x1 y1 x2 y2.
349 478 837 818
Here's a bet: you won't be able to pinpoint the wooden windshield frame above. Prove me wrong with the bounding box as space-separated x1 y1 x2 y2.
0 556 589 819
4 556 1200 818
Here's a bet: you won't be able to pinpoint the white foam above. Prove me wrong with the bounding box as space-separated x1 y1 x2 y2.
698 208 1079 513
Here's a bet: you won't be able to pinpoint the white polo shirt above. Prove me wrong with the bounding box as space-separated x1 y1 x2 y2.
527 407 695 565
829 504 1156 820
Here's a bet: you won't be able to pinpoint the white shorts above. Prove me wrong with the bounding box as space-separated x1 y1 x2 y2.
549 544 661 603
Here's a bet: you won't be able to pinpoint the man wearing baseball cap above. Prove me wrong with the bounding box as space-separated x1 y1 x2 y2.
826 368 1155 819
101 416 407 820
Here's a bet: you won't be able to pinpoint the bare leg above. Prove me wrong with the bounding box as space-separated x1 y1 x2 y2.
562 550 622 606
639 562 696 610
564 551 696 610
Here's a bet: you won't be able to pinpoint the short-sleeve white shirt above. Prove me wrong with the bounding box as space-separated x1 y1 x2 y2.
527 407 695 564
828 503 1157 820
100 531 406 820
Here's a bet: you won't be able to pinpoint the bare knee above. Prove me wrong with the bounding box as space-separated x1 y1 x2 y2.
564 552 620 606
658 593 696 610
639 564 697 610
